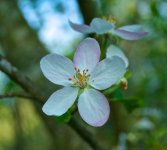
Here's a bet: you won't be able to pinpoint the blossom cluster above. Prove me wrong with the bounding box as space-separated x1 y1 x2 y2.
40 17 147 127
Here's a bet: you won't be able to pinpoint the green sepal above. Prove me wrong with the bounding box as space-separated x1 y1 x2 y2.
55 101 78 124
124 70 132 79
55 111 72 124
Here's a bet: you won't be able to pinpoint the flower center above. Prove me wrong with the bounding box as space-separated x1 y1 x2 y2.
68 67 90 88
102 16 117 24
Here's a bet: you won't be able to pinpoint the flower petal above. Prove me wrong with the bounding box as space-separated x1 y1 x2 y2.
69 20 94 34
73 38 100 73
118 24 144 32
78 88 110 127
90 18 114 34
40 54 75 86
42 87 79 116
114 29 148 40
89 57 126 90
106 45 129 68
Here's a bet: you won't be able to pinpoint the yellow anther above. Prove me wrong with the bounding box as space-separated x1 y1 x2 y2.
68 77 72 80
102 15 117 24
121 79 128 90
70 68 90 88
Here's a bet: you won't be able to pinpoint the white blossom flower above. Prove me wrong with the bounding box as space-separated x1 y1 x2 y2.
69 18 148 40
40 38 126 127
106 45 129 90
106 44 129 68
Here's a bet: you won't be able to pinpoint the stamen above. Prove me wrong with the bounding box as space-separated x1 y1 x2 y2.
71 67 90 88
102 16 107 20
102 15 117 24
83 69 86 75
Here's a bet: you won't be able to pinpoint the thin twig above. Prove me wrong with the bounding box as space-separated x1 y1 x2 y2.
0 55 109 150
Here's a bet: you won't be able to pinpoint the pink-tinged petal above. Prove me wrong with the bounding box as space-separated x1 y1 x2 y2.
90 18 114 34
78 88 110 127
42 87 79 116
89 57 126 90
106 45 129 68
114 29 148 40
118 24 143 32
73 38 100 73
40 54 75 86
69 20 94 34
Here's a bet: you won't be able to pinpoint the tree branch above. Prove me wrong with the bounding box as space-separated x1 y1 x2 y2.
0 55 44 102
0 92 33 100
69 118 108 150
0 55 109 150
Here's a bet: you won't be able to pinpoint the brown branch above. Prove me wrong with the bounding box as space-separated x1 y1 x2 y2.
0 55 44 102
0 55 109 150
0 92 33 99
69 118 108 150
